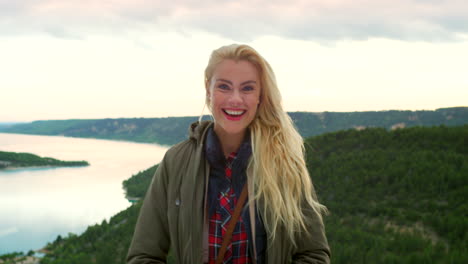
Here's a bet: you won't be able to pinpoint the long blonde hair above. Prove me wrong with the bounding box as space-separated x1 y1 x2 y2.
204 44 327 245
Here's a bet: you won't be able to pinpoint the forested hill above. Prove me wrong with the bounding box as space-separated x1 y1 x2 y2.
0 151 89 169
1 107 466 145
33 125 467 264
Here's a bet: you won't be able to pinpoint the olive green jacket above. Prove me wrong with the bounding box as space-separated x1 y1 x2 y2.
127 121 330 264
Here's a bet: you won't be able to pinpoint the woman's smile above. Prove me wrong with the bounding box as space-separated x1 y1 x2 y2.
222 108 247 120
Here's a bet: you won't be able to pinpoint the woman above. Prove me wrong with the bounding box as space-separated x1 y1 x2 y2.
127 44 330 263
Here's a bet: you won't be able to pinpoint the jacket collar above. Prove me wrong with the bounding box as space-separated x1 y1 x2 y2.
189 120 213 144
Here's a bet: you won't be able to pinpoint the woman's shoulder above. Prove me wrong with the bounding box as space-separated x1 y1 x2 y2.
164 138 196 163
161 120 212 168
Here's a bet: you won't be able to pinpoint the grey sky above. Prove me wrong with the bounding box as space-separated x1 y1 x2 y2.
1 0 467 42
0 0 467 122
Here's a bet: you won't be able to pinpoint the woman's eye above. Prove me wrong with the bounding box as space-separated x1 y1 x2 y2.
243 86 254 92
218 84 230 90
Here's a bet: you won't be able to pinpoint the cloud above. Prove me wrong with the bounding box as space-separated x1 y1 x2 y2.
0 0 467 41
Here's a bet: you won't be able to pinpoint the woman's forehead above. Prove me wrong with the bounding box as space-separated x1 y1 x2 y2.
212 60 259 80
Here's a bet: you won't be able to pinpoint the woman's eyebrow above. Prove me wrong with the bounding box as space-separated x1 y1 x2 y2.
241 80 256 85
216 78 233 84
216 79 257 85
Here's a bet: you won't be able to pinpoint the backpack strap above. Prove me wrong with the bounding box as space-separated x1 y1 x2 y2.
216 183 248 264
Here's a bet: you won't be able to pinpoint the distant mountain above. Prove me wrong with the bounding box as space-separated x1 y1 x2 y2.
1 107 466 145
291 107 468 138
34 125 467 264
0 117 197 146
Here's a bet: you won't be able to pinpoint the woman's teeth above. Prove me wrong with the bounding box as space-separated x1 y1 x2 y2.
224 109 245 116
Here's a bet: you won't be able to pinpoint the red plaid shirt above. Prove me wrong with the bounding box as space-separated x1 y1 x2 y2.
208 152 251 264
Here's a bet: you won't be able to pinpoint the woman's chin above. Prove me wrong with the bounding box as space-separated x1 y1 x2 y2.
214 123 248 138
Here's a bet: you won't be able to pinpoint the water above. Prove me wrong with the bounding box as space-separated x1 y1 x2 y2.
0 133 168 254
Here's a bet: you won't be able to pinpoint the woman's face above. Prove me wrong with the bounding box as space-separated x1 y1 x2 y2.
207 59 261 139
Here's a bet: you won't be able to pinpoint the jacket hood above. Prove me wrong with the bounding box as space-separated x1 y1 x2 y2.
188 120 213 143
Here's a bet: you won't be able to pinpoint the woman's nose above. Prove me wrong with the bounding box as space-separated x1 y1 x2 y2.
229 89 243 104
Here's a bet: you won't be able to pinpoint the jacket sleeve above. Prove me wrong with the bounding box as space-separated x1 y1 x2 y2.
292 206 331 264
126 157 171 264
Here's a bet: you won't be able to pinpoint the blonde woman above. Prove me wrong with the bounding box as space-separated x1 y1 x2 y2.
127 44 330 264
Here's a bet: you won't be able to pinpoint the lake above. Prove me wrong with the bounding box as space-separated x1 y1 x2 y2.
0 133 168 254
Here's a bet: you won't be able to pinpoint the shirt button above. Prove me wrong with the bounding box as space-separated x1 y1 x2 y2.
175 198 180 206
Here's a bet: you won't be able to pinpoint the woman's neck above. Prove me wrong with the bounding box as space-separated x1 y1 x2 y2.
213 127 245 158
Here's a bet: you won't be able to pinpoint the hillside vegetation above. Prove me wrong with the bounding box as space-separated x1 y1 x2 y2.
305 125 467 263
123 164 158 198
1 107 466 146
0 151 89 169
32 125 467 264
